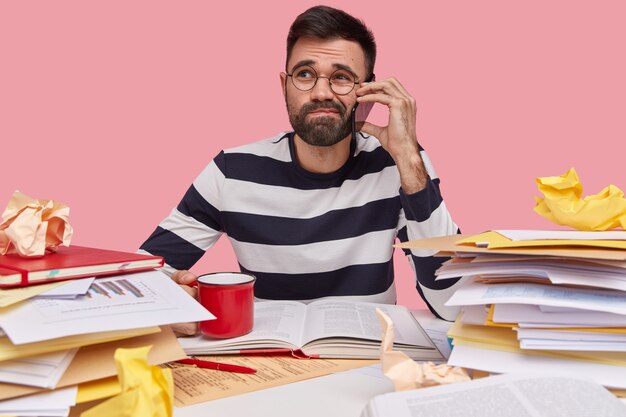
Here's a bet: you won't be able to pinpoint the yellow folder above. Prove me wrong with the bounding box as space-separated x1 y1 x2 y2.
396 234 626 261
458 231 626 250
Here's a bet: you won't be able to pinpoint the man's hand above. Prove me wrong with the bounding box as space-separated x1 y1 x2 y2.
169 269 199 336
356 77 427 194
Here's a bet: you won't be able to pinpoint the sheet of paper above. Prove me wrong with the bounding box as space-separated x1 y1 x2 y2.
448 343 626 389
0 386 77 416
520 339 626 351
445 281 626 315
0 348 77 388
0 270 214 344
493 303 626 327
516 328 626 342
166 354 378 407
36 277 95 299
497 230 626 241
0 326 159 363
361 373 626 417
458 305 489 325
411 309 453 360
436 259 626 291
538 305 593 313
76 376 121 404
0 280 67 307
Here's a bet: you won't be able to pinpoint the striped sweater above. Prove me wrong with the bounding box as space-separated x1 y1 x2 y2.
140 131 461 320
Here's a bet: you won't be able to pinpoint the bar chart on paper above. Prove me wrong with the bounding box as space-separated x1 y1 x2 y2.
86 279 145 298
33 276 161 314
0 271 215 344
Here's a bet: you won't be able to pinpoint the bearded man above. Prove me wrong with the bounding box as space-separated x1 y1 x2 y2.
140 5 462 335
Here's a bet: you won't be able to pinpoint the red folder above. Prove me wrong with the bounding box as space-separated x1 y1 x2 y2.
0 246 164 288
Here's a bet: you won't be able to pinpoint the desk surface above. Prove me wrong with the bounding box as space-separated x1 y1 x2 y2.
173 365 392 417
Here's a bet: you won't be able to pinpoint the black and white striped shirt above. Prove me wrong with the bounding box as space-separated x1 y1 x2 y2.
141 132 461 320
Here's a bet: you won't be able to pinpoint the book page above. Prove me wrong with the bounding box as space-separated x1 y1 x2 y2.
179 301 307 354
300 300 432 347
250 301 307 343
361 374 626 417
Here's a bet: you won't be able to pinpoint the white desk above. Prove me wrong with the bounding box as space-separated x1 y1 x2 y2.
174 365 393 417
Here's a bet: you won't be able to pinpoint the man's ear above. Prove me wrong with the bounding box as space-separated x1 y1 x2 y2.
280 72 287 98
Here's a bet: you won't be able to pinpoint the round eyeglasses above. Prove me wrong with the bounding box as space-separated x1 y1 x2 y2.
286 65 363 96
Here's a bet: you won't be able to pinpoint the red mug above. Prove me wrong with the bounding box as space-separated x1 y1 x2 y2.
196 272 256 339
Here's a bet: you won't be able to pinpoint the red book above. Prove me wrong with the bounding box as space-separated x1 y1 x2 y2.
0 246 164 288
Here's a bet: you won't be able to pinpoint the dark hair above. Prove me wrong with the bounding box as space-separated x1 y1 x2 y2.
286 5 376 80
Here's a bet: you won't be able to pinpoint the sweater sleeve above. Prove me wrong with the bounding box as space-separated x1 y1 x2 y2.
139 152 226 275
396 149 463 321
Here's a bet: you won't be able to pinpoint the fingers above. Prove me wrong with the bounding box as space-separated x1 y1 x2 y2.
168 322 198 337
171 270 198 285
358 77 410 98
180 283 198 299
357 77 416 112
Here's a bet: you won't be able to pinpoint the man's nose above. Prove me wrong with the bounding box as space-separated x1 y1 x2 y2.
309 76 335 101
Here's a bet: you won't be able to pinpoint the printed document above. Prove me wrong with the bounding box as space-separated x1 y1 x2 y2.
445 281 626 315
0 270 214 344
360 373 626 417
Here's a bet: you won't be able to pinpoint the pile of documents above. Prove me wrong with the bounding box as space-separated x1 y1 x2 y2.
399 230 626 393
0 269 213 415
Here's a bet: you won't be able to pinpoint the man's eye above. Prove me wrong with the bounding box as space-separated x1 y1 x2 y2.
331 72 353 83
295 70 315 79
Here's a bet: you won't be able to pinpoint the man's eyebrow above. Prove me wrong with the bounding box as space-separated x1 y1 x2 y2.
289 59 316 71
289 60 358 77
332 63 357 77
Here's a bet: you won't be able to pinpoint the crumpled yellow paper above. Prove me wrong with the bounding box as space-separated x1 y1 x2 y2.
81 346 173 417
376 309 469 391
0 191 73 257
534 168 626 231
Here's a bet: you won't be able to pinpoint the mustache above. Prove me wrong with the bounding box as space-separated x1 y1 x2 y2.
300 101 346 115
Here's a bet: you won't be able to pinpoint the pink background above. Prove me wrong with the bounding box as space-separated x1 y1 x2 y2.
1 1 624 309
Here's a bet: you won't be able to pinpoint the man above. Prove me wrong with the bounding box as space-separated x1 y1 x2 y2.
140 5 461 335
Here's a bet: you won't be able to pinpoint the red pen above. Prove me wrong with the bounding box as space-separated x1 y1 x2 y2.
176 358 257 374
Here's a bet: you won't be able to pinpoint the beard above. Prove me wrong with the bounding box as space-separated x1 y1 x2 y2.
286 98 352 147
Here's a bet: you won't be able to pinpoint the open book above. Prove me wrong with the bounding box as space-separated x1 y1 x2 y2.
361 373 626 417
179 299 443 360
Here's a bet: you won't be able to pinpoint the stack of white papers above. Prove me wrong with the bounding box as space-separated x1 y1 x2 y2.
0 349 78 388
0 269 212 411
403 230 626 390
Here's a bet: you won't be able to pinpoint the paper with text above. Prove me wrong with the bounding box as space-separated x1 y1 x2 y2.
360 373 626 417
167 354 378 407
0 270 213 344
446 281 626 315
